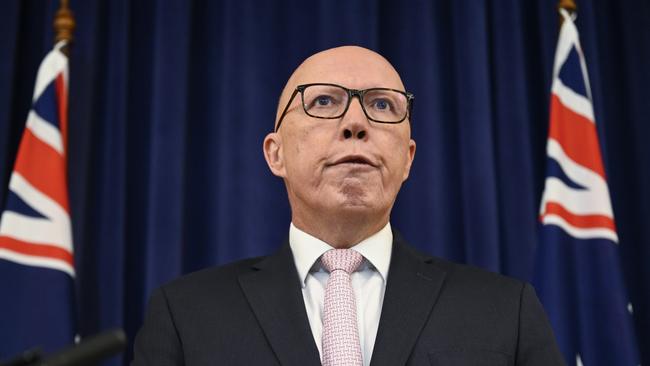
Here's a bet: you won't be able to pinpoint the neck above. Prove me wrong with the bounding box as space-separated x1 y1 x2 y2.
291 210 389 249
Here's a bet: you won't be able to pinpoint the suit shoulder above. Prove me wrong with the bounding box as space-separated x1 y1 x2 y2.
429 255 526 296
158 255 266 298
394 238 527 298
395 233 524 291
396 240 523 291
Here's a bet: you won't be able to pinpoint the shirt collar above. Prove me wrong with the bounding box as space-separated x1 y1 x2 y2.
289 222 393 288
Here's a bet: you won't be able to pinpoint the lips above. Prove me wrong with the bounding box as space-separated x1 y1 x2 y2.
328 154 379 168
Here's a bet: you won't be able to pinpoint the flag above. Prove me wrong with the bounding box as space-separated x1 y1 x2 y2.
534 9 640 366
0 42 75 358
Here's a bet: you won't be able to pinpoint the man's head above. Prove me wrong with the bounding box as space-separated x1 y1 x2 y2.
263 46 416 247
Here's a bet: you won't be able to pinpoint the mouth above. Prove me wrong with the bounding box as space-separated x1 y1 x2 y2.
328 155 379 168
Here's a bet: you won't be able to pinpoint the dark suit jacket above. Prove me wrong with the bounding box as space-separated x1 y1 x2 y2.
132 234 565 366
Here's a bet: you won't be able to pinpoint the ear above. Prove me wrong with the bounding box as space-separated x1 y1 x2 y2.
402 139 416 181
263 132 286 178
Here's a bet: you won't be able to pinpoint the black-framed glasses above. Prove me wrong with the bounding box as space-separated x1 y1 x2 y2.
275 83 414 132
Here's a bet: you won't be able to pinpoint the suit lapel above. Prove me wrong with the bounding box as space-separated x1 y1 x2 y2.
238 242 321 366
370 235 447 366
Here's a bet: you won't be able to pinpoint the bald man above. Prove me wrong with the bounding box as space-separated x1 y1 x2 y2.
132 46 565 366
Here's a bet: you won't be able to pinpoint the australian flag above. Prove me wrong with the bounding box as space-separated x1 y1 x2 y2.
534 9 640 366
0 42 75 358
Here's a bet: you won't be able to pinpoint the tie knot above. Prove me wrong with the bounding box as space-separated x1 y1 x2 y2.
321 249 364 274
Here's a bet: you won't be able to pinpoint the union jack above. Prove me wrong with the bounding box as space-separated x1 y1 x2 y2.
0 42 75 357
534 9 639 366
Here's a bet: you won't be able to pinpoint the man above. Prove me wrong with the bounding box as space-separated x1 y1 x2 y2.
132 46 565 366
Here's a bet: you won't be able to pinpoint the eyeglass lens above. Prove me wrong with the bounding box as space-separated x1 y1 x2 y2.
301 84 408 123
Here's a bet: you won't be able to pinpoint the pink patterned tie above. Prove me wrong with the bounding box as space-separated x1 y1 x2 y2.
321 249 364 366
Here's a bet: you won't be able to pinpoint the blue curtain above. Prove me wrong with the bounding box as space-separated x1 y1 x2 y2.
1 0 649 365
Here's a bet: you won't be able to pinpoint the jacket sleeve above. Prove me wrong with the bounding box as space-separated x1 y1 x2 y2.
131 287 185 366
516 283 566 366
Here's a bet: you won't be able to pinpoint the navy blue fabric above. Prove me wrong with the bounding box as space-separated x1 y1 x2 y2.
0 1 649 365
4 190 47 219
32 81 61 128
0 261 75 355
545 158 586 190
559 47 589 98
535 226 640 365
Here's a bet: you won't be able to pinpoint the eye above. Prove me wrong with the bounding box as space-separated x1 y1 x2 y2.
316 95 332 106
374 99 389 110
370 98 392 111
308 94 340 110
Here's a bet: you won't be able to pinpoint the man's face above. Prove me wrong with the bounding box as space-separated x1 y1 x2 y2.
264 46 416 223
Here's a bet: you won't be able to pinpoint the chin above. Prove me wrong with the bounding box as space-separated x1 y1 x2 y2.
332 193 379 213
318 184 384 214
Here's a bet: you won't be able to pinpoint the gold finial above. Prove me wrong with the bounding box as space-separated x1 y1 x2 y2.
54 0 75 50
558 0 577 13
558 0 577 27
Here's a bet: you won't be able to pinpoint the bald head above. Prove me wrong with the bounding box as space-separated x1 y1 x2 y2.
275 46 406 127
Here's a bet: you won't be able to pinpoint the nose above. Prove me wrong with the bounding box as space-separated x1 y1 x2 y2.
340 97 369 141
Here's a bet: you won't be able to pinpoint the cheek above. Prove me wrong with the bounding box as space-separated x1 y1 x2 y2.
295 127 314 154
285 136 326 181
382 133 409 166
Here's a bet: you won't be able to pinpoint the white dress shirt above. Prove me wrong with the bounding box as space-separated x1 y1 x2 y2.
289 222 393 366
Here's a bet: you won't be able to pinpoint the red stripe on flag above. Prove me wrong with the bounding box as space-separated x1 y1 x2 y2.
13 128 70 213
0 235 73 267
540 201 616 231
549 94 606 178
55 73 68 153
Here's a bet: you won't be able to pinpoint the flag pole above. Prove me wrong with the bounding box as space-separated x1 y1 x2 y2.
54 0 75 55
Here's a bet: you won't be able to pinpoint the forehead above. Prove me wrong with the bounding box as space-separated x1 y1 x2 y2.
292 48 405 91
